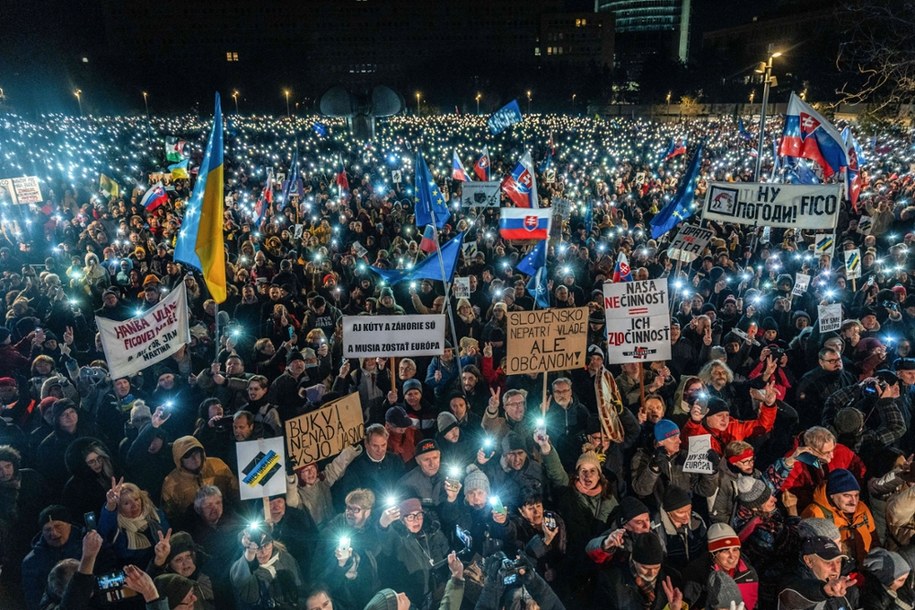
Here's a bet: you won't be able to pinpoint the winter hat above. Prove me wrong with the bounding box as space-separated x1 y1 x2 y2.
129 401 152 427
834 408 864 436
575 444 603 473
167 531 202 563
38 396 58 417
0 376 16 388
760 317 779 331
631 532 665 565
384 406 412 429
502 432 527 453
736 475 771 509
705 397 730 417
403 379 423 394
706 571 744 610
587 345 604 359
39 505 73 526
707 523 741 553
398 497 422 516
436 412 458 435
619 496 650 524
654 419 679 442
798 517 841 542
826 468 860 496
154 574 195 609
286 351 305 365
862 547 911 587
463 468 490 496
414 438 440 458
379 287 394 299
364 588 398 610
662 486 692 512
51 398 76 422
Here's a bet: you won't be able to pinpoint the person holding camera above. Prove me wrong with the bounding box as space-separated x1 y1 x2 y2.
230 525 303 610
823 371 906 452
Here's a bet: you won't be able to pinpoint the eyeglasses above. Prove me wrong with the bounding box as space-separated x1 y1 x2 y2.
403 512 423 522
504 400 525 407
345 505 368 513
85 457 101 466
821 358 841 364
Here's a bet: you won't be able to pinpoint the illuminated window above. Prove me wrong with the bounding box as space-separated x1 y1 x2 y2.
226 51 239 62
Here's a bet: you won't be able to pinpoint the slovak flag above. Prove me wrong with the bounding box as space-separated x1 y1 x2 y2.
612 252 633 283
842 126 865 211
501 151 539 208
663 138 687 161
499 208 551 241
779 92 848 179
140 183 168 211
452 152 472 182
474 147 491 181
419 225 437 253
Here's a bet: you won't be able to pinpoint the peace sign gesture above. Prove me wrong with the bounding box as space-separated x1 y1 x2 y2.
661 576 684 610
106 476 125 511
488 386 501 411
153 528 173 567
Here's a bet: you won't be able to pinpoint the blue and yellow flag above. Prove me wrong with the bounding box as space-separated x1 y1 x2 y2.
174 92 226 303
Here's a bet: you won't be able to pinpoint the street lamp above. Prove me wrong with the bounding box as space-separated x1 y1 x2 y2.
74 89 83 117
142 91 149 116
284 89 290 117
526 90 532 114
749 90 756 104
475 92 481 114
415 91 421 115
232 90 240 114
572 93 577 110
666 91 672 114
753 46 782 181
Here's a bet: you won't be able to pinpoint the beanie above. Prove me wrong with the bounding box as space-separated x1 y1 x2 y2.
826 468 860 496
705 397 730 417
654 419 679 443
286 351 305 365
38 505 73 527
436 411 458 435
706 571 743 610
154 574 195 609
463 468 490 496
364 588 399 610
736 475 771 509
502 432 527 453
631 532 665 565
575 444 603 473
403 379 423 394
798 517 841 542
129 401 152 427
167 531 201 564
862 547 911 587
707 523 741 553
398 498 422 517
834 408 864 436
662 486 691 512
619 496 650 524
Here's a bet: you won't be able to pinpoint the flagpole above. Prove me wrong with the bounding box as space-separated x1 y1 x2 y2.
428 212 464 383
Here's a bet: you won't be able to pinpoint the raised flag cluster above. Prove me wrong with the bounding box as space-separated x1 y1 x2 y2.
501 151 538 208
779 92 847 179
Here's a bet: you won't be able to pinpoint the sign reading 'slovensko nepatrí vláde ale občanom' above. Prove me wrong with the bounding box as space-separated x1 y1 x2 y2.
703 182 842 230
603 279 672 364
343 314 446 358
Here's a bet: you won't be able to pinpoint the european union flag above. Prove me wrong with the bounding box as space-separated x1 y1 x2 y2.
414 150 450 229
370 232 465 285
738 118 752 141
516 240 547 277
527 269 549 309
313 122 328 137
487 100 523 135
650 143 703 239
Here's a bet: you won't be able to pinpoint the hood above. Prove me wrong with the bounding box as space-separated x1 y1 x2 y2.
171 435 205 469
64 436 111 478
672 375 701 415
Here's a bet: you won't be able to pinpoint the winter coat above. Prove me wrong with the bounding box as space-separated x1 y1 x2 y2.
21 527 84 610
285 444 360 526
230 548 303 610
378 519 451 608
801 480 876 563
774 439 866 513
160 436 238 521
681 403 778 456
652 508 707 570
630 446 717 512
60 437 117 519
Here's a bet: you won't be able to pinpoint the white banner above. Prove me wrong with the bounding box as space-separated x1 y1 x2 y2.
845 248 861 279
97 285 190 379
343 314 446 358
703 182 841 229
236 437 286 501
792 273 811 297
819 303 843 333
667 225 714 263
0 176 43 204
602 279 672 364
460 181 501 207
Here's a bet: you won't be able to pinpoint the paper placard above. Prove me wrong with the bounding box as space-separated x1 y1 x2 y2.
857 215 873 235
505 307 588 374
236 437 286 500
0 176 43 204
815 233 835 257
343 314 446 358
284 393 364 467
845 248 861 279
603 279 672 364
667 225 713 263
792 273 811 297
453 277 470 299
818 303 843 333
460 181 501 207
683 434 714 474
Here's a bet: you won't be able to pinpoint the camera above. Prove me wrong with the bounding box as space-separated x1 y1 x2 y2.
214 416 234 430
455 525 472 550
769 347 785 359
863 379 888 396
501 556 528 586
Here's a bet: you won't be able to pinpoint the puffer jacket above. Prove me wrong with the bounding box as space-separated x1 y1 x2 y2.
160 435 238 521
801 481 876 564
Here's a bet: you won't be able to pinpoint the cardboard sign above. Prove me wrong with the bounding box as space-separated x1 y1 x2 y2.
285 393 364 467
96 285 190 379
818 303 843 333
603 279 672 364
343 314 446 358
352 241 368 259
236 437 286 500
0 176 42 204
704 182 842 229
453 277 470 299
666 225 713 263
844 248 861 279
815 233 835 257
460 181 501 207
792 273 811 297
505 307 588 374
683 434 714 474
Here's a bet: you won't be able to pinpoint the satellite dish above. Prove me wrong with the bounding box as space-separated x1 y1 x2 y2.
319 85 404 140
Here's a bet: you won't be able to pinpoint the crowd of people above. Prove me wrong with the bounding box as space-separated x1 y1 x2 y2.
1 108 915 610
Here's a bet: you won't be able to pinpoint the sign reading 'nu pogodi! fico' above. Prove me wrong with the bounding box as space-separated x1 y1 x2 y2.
603 279 672 364
703 182 841 230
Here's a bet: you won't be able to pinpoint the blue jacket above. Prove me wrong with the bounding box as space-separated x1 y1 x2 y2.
99 505 170 567
21 526 84 610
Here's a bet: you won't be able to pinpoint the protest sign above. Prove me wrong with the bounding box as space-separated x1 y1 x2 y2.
792 273 811 297
0 176 42 204
343 314 446 358
453 277 470 299
97 285 190 379
703 182 841 230
553 198 572 220
505 307 588 374
683 434 714 474
285 393 364 467
236 437 286 500
391 170 402 184
603 279 672 364
818 303 843 333
460 181 501 207
844 248 861 279
814 233 835 257
857 215 873 235
666 225 713 262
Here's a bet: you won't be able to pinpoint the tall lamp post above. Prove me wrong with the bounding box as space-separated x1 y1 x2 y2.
74 89 83 117
415 91 421 115
754 47 781 181
232 90 240 114
526 90 532 114
284 89 291 117
475 93 481 114
142 91 152 143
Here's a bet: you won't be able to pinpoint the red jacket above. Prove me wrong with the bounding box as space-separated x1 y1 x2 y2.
682 403 777 455
779 441 866 513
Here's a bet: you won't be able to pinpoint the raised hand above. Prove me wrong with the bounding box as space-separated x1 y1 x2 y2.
662 576 684 610
124 565 159 602
488 386 501 411
447 551 464 581
106 476 125 511
153 528 172 566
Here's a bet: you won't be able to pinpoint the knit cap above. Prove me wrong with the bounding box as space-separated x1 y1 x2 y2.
662 486 691 512
798 517 841 542
862 547 911 587
631 532 664 565
364 589 398 610
575 444 603 472
826 468 860 495
463 468 490 496
736 475 771 509
154 574 195 609
707 523 740 553
706 571 743 610
618 496 650 524
654 419 679 442
437 411 459 435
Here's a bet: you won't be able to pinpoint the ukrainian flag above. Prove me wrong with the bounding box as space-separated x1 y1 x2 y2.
174 92 226 303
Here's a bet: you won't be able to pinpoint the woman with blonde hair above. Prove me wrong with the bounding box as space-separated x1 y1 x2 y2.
99 479 170 566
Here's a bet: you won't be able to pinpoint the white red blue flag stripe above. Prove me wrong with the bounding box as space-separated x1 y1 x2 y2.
499 208 551 240
140 183 168 211
501 150 538 208
779 92 847 179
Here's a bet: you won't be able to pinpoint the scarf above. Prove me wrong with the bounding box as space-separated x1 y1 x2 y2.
117 513 156 550
634 574 657 608
258 551 282 578
574 479 603 497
